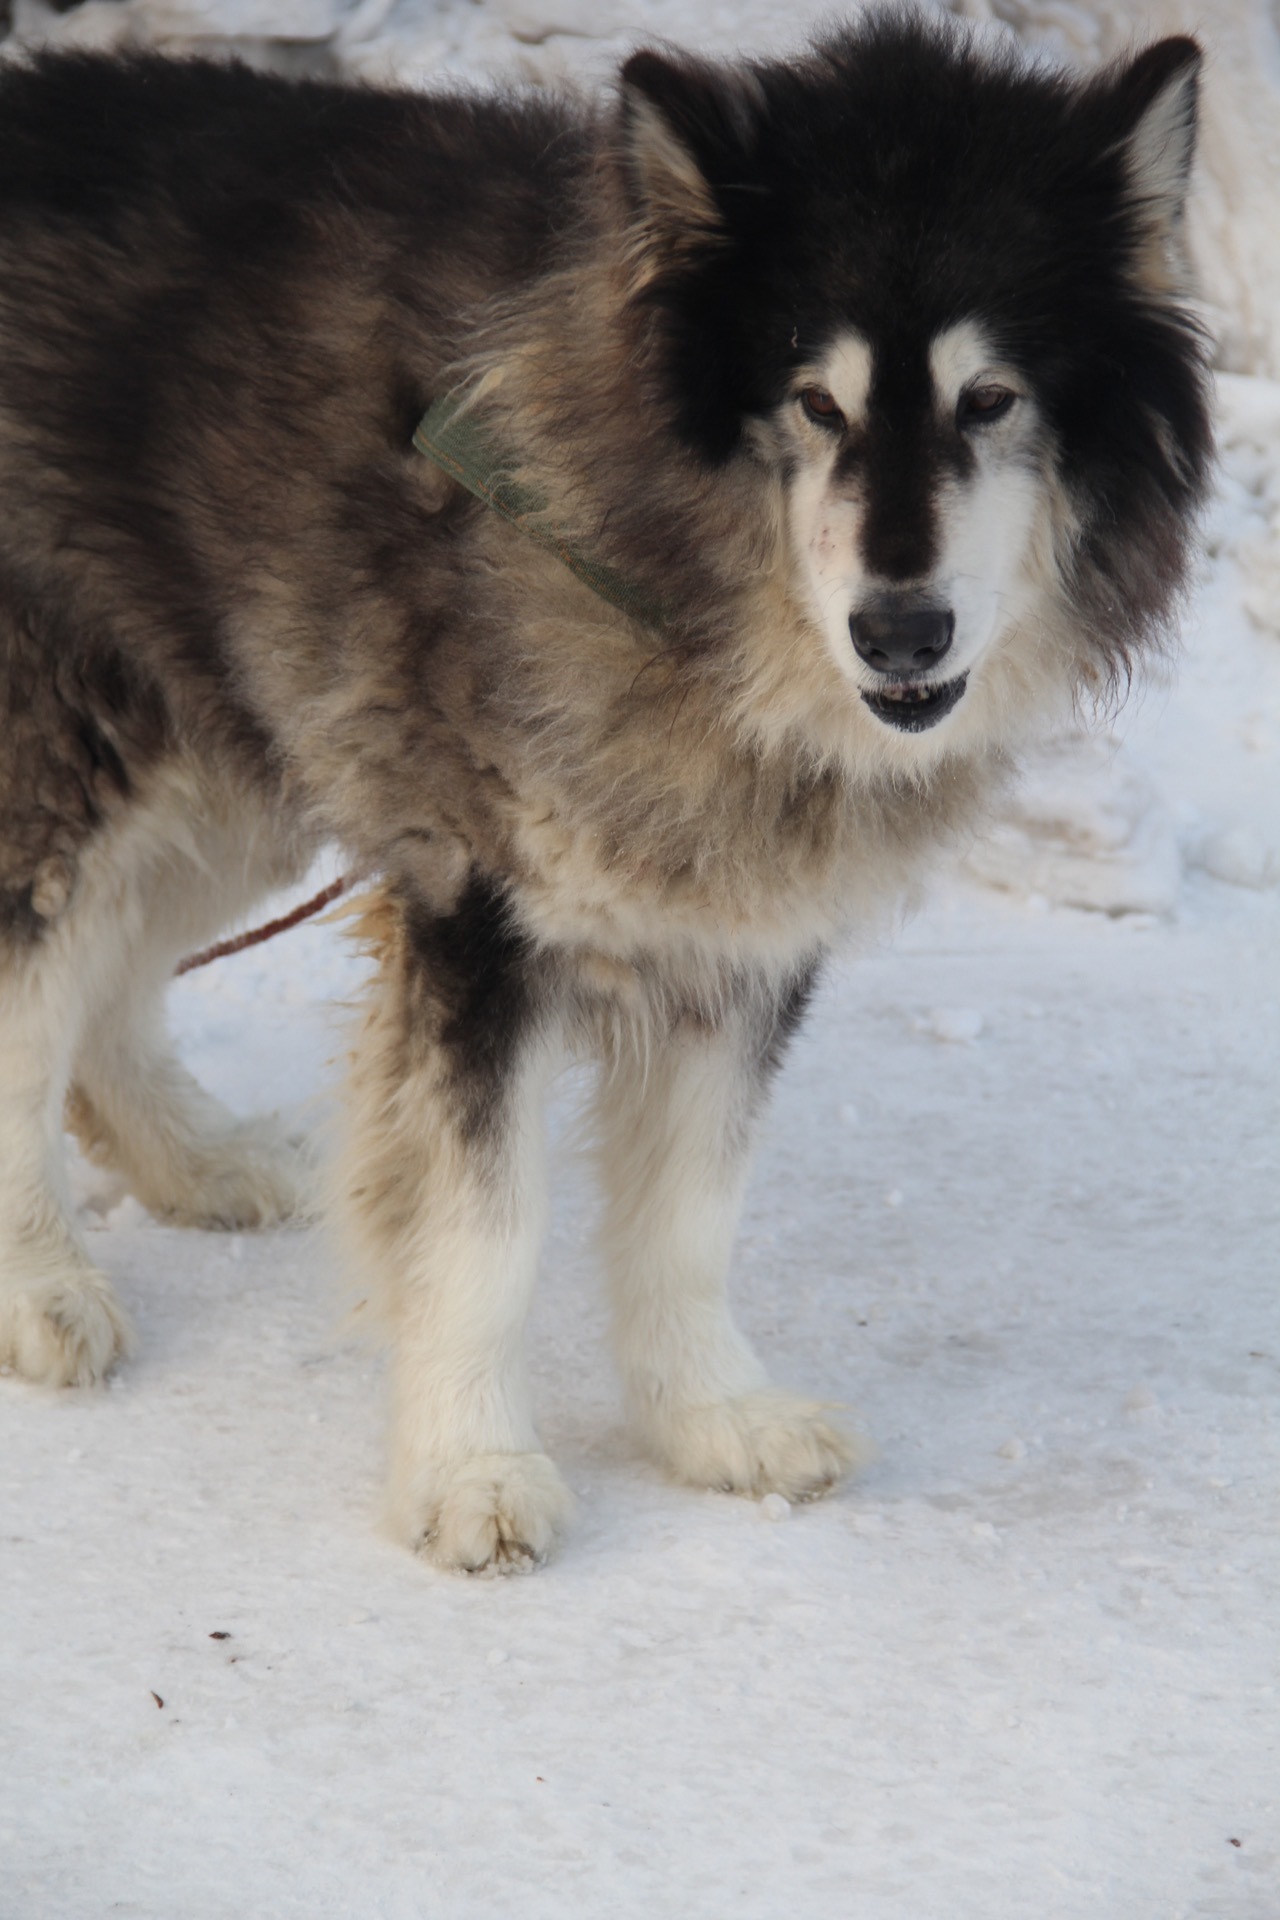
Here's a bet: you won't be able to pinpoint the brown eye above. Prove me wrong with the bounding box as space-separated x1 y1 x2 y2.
800 386 842 427
959 384 1016 427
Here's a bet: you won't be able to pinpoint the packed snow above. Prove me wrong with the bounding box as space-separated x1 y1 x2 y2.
1 4 1277 1917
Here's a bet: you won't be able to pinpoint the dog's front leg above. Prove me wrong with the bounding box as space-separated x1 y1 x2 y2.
595 982 865 1504
339 881 571 1573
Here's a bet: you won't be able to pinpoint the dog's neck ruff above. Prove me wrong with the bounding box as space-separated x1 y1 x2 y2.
413 395 668 631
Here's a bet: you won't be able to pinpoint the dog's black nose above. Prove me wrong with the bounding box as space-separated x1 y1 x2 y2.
850 603 954 674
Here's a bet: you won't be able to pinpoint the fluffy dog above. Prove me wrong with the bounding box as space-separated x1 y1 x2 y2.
0 12 1210 1569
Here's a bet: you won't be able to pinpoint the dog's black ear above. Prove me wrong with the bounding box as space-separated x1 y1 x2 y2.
1109 37 1201 229
619 48 765 240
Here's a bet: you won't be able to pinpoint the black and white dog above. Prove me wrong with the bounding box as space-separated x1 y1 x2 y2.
0 14 1210 1568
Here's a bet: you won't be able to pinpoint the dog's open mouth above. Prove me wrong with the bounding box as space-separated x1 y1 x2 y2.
861 674 968 733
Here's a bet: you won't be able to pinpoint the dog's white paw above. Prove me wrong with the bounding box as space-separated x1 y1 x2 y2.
151 1123 317 1230
652 1388 869 1502
401 1452 575 1575
0 1267 133 1387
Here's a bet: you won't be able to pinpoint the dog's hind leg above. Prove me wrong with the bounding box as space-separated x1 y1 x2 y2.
65 782 317 1231
595 982 866 1504
0 926 133 1388
338 880 572 1575
68 1008 312 1233
1 767 316 1385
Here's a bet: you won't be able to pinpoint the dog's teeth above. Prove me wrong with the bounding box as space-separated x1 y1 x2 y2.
862 674 968 732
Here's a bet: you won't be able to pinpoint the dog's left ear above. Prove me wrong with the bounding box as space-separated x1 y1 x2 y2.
1109 37 1201 232
619 48 766 245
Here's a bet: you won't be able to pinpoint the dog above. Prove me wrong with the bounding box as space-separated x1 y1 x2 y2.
0 12 1211 1570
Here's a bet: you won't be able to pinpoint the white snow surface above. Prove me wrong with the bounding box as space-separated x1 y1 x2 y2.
3 7 1279 1918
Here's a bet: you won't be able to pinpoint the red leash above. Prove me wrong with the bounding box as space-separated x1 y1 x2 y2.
175 875 350 977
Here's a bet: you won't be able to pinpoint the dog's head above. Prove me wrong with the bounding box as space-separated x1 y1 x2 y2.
617 15 1212 764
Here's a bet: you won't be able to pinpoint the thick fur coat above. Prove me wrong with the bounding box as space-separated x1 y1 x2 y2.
0 14 1211 1568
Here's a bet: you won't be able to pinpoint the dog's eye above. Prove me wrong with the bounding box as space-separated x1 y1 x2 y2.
799 387 843 427
958 384 1016 427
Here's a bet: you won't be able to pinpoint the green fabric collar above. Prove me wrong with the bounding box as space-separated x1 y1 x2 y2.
413 393 668 632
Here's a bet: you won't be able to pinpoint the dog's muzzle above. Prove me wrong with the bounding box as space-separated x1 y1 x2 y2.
850 598 967 733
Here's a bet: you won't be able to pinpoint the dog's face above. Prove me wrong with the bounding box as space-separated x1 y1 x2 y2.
775 317 1046 747
620 16 1212 762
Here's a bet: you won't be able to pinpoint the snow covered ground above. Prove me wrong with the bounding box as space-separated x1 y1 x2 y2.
2 6 1279 1917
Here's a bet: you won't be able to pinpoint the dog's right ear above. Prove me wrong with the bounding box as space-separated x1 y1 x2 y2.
619 49 765 246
